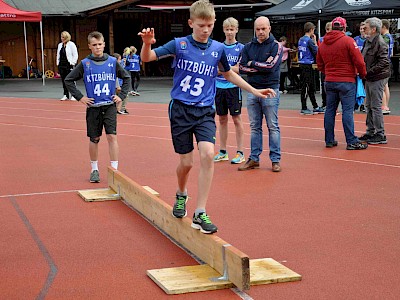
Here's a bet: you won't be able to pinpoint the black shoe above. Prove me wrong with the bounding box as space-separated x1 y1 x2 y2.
367 135 387 144
359 133 374 141
346 142 368 150
326 141 338 148
359 105 366 112
191 213 218 234
172 194 188 218
123 109 129 114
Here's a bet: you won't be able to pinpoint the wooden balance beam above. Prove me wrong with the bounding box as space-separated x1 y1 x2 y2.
79 167 301 294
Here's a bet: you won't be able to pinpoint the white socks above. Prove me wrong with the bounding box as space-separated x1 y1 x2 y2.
91 161 119 171
111 161 118 170
91 161 98 172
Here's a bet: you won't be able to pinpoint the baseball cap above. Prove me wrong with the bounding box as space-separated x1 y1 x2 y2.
332 17 347 28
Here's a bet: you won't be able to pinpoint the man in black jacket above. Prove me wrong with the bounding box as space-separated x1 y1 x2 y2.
359 17 390 145
238 16 283 172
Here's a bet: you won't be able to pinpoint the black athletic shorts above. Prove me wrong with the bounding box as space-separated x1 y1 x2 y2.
168 99 216 154
86 103 117 138
215 87 242 116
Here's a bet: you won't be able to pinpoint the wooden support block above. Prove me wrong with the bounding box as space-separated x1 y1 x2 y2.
107 167 250 291
250 258 302 285
78 188 120 202
142 185 160 197
147 264 233 294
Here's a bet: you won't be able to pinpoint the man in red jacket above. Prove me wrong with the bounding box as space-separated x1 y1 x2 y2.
317 17 368 150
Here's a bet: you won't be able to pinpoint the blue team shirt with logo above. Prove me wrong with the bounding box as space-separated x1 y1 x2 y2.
216 42 243 89
298 35 316 64
125 54 141 71
354 36 366 51
82 56 117 106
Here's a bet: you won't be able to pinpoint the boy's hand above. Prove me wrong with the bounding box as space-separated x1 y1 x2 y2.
255 88 276 98
112 95 122 104
138 28 156 45
79 96 94 106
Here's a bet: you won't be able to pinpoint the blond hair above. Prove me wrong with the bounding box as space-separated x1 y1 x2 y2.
223 17 239 29
61 31 71 42
190 0 215 20
130 46 137 54
123 47 131 56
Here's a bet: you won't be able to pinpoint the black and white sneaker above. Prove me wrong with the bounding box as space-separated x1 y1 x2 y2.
172 194 188 218
367 134 387 144
346 142 368 150
191 213 218 234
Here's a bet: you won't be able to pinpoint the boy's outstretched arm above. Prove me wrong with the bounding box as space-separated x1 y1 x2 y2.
222 69 276 99
138 28 157 62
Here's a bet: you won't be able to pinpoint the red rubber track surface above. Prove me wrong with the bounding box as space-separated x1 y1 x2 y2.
0 97 399 299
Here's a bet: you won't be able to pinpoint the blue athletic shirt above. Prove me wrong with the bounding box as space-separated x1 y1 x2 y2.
154 35 231 107
125 54 141 71
82 56 117 106
382 33 394 58
298 35 317 64
354 36 366 51
216 42 244 89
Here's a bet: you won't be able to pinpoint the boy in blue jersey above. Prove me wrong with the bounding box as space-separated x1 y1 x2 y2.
381 19 394 115
138 0 275 234
113 53 130 114
65 31 131 183
125 46 141 96
213 17 245 165
298 22 324 115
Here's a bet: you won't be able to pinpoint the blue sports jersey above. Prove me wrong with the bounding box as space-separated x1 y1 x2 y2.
216 42 244 89
170 37 225 107
354 36 366 51
298 35 316 64
125 54 141 71
82 56 117 106
382 33 394 58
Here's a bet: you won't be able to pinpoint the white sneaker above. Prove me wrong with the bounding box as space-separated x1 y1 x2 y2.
70 96 76 101
283 90 288 94
60 95 68 101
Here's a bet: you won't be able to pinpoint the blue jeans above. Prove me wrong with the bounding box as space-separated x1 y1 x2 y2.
324 81 358 145
247 91 281 163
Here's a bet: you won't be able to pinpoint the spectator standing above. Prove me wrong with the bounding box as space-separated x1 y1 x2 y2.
298 22 324 115
278 36 295 94
354 22 367 112
56 31 78 100
359 17 390 145
238 16 283 172
65 31 131 182
113 53 130 115
317 17 368 150
125 46 141 96
214 17 246 164
381 19 394 115
318 21 332 109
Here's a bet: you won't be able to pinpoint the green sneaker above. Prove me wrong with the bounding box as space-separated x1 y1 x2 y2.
230 152 245 164
214 151 229 162
89 170 100 183
191 213 218 234
172 194 188 218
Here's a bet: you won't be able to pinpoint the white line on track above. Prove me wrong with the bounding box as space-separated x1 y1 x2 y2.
1 122 399 166
1 103 400 126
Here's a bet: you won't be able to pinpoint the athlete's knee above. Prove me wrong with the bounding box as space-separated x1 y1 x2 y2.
218 115 228 125
90 137 100 144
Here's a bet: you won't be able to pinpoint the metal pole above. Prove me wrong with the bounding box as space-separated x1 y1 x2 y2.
23 22 29 80
40 21 45 86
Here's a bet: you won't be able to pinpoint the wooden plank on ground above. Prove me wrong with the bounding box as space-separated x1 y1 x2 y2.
147 264 233 294
78 188 120 202
250 258 302 285
107 167 250 290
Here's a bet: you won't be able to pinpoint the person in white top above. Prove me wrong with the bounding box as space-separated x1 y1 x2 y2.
56 31 78 100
